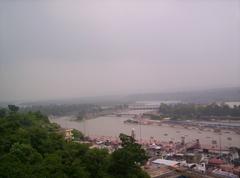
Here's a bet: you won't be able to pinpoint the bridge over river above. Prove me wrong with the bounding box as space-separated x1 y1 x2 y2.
128 104 160 110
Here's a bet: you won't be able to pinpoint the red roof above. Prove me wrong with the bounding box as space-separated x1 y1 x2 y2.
208 158 225 165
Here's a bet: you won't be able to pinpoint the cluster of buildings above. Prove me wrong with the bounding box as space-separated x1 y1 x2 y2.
143 138 240 178
64 128 240 178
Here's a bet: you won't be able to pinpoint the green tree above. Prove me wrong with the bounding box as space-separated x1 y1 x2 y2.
0 108 151 178
72 129 84 141
119 133 148 165
61 143 89 178
41 153 65 178
0 108 6 117
8 105 19 113
10 143 42 164
109 134 149 178
84 148 109 178
0 154 28 178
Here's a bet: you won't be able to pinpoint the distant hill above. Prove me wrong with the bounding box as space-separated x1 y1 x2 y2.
1 87 240 107
126 87 240 104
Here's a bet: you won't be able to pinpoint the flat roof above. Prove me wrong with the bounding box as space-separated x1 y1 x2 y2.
152 159 179 167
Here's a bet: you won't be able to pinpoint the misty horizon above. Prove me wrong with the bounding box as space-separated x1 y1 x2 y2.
1 86 239 104
1 0 240 102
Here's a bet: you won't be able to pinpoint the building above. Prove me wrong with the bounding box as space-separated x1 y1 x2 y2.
65 129 74 141
152 159 180 167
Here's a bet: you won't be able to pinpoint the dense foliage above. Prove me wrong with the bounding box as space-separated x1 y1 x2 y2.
0 106 149 178
159 103 240 120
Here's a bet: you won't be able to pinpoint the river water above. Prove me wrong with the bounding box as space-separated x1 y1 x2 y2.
50 113 240 148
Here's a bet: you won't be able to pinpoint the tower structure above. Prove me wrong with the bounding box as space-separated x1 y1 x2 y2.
131 128 136 139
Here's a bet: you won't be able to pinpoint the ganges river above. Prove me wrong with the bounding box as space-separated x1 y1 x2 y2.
50 112 240 148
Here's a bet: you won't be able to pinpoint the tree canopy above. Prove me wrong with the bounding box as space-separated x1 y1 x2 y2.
0 106 149 178
109 134 148 178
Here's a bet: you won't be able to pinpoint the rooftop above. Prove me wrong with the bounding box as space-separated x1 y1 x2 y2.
152 159 180 167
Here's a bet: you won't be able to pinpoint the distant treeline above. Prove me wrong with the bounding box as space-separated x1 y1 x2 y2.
128 87 240 103
159 103 240 120
20 104 101 116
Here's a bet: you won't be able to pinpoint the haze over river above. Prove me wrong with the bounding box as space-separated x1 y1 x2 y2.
50 111 240 148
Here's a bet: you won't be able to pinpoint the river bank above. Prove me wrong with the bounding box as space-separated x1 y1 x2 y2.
49 115 240 148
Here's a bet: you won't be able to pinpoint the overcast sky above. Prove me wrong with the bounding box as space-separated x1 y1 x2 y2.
0 0 240 101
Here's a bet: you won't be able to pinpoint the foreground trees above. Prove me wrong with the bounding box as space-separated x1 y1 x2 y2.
109 134 148 178
0 106 149 178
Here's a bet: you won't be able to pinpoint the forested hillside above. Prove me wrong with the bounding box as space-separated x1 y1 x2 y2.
0 106 149 178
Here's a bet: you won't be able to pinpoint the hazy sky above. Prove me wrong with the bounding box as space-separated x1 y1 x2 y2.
0 0 240 101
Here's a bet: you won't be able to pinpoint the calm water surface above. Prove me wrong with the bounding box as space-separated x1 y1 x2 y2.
50 114 240 148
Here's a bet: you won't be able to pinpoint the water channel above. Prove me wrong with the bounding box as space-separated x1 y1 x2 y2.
50 110 240 148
